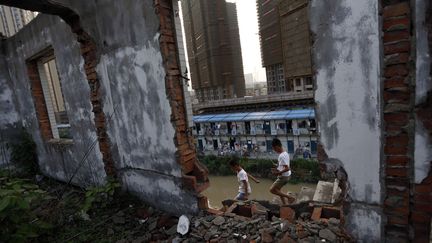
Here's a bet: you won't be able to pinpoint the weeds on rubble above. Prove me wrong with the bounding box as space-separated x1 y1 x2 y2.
8 129 38 175
0 170 52 242
81 178 121 213
199 155 321 183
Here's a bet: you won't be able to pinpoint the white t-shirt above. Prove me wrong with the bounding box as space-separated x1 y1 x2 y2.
237 169 251 193
277 151 291 177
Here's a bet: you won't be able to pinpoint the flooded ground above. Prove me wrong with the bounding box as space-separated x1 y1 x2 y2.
204 175 316 208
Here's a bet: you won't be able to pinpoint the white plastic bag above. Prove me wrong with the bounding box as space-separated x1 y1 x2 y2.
177 215 190 235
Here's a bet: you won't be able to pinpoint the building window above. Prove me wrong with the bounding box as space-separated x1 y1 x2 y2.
27 49 72 140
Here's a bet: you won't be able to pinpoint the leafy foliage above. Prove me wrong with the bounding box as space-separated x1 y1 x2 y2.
199 155 321 183
81 178 121 213
0 171 52 242
8 129 38 174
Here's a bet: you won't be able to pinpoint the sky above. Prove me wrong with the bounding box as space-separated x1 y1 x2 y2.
227 0 266 81
179 0 267 86
227 0 266 82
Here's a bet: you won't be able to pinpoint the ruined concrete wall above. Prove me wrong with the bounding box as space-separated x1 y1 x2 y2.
0 42 20 166
414 0 431 184
0 0 203 215
413 0 432 241
62 0 200 214
3 15 106 186
310 0 383 241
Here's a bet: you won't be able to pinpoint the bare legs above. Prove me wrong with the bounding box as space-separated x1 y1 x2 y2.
270 185 295 205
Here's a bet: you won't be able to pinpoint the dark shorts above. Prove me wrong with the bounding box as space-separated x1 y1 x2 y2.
236 192 248 201
272 176 291 189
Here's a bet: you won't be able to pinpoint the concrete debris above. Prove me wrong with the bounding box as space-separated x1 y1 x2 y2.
296 186 316 203
212 216 226 226
131 200 353 242
313 180 341 203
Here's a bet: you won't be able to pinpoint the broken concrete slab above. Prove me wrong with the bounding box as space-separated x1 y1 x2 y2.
296 186 316 203
313 180 341 204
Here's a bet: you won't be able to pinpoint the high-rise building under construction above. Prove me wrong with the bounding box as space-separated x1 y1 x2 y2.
181 0 246 103
256 0 313 95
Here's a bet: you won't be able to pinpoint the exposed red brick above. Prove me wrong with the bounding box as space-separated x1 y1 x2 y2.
384 113 409 125
414 193 432 202
414 184 432 194
387 215 409 226
414 203 432 213
383 30 410 43
384 52 410 66
197 195 209 209
411 212 431 224
383 17 410 31
384 64 409 77
384 145 408 155
385 134 409 147
27 61 54 140
383 2 410 18
311 207 322 221
155 0 209 197
384 41 411 55
386 167 408 177
385 177 410 190
280 206 296 223
386 156 409 166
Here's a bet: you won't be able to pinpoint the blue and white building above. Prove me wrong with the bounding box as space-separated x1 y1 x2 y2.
192 108 318 158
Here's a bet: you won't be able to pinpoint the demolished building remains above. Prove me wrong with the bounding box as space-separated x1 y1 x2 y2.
0 0 431 242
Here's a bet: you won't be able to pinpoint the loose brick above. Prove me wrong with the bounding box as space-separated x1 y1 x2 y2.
311 207 322 221
280 206 296 223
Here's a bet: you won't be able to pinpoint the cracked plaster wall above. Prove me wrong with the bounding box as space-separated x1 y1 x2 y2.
0 43 20 166
2 14 106 186
414 0 432 184
310 0 383 241
1 0 198 215
65 0 198 214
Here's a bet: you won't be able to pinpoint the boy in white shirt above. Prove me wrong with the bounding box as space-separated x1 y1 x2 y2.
229 158 251 201
269 138 295 204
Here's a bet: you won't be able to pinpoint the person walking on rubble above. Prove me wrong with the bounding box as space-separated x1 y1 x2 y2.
229 157 251 201
269 138 295 205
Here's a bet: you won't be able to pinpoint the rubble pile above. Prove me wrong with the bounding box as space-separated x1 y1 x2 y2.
131 200 354 243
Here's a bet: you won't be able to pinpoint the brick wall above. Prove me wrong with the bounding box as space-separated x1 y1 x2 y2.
27 61 53 140
382 1 432 242
382 1 413 241
62 14 116 178
154 0 209 207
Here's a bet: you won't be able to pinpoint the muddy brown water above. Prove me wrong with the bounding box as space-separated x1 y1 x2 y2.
204 175 316 208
